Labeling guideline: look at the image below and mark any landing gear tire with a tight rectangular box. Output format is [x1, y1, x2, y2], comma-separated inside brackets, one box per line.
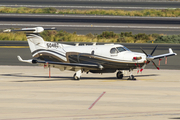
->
[128, 75, 136, 80]
[116, 71, 123, 79]
[73, 73, 80, 80]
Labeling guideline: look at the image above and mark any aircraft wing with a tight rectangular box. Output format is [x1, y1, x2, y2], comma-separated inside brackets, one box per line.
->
[153, 48, 177, 59]
[147, 48, 177, 61]
[17, 56, 103, 70]
[36, 60, 102, 69]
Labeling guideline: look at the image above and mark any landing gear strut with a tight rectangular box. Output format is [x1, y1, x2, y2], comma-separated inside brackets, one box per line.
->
[116, 71, 123, 79]
[73, 70, 82, 80]
[128, 70, 136, 80]
[128, 75, 136, 80]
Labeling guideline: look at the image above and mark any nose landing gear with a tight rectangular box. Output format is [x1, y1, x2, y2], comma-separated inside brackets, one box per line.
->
[73, 70, 82, 80]
[128, 75, 136, 80]
[128, 70, 136, 80]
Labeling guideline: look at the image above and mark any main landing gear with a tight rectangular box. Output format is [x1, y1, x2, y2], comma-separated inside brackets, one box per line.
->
[73, 70, 136, 80]
[116, 70, 136, 80]
[116, 71, 123, 79]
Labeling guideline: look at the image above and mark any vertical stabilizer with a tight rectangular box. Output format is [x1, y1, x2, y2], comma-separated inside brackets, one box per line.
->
[3, 27, 58, 57]
[27, 34, 46, 53]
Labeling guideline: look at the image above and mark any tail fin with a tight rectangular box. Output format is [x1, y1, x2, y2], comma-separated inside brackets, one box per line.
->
[3, 26, 56, 54]
[26, 34, 46, 53]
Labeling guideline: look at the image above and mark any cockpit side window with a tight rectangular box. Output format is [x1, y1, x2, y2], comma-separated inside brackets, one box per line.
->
[116, 47, 126, 52]
[110, 48, 118, 54]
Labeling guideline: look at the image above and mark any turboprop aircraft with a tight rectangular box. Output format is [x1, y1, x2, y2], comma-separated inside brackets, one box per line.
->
[4, 27, 177, 80]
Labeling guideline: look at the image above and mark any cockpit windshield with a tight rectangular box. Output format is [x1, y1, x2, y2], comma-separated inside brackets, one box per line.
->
[116, 47, 131, 52]
[116, 47, 126, 52]
[115, 47, 126, 52]
[110, 46, 131, 54]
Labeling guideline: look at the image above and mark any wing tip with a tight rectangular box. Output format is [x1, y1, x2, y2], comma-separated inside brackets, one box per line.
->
[169, 48, 177, 55]
[169, 48, 173, 54]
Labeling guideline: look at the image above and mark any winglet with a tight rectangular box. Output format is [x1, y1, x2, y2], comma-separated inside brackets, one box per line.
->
[17, 56, 23, 62]
[169, 48, 177, 55]
[169, 48, 173, 54]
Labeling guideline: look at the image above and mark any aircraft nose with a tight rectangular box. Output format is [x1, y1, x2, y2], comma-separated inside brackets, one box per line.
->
[141, 54, 147, 60]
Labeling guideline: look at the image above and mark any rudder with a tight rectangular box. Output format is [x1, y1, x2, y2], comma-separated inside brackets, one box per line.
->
[26, 34, 46, 53]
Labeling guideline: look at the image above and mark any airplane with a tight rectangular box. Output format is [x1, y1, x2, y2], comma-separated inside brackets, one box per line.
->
[4, 27, 177, 80]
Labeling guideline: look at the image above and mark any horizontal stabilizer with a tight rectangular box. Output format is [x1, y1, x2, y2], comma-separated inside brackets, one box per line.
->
[4, 27, 56, 33]
[17, 56, 34, 64]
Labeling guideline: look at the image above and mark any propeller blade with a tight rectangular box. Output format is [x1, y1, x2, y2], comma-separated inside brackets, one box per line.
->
[142, 64, 147, 69]
[139, 46, 160, 71]
[152, 61, 159, 70]
[140, 47, 148, 56]
[150, 45, 158, 55]
[141, 60, 151, 69]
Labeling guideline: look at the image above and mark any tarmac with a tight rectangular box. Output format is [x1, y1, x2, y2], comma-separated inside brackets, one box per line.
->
[0, 66, 180, 120]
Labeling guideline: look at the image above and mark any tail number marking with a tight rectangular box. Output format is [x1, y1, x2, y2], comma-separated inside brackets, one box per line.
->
[47, 43, 59, 49]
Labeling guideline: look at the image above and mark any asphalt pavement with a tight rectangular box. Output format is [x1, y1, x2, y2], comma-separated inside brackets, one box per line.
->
[0, 14, 180, 35]
[1, 0, 180, 10]
[1, 66, 180, 120]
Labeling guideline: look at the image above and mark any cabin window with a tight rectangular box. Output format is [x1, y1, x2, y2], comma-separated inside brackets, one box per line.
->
[116, 47, 126, 52]
[110, 48, 118, 54]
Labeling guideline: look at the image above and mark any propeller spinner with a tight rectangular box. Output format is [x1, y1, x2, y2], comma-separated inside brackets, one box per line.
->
[140, 45, 159, 70]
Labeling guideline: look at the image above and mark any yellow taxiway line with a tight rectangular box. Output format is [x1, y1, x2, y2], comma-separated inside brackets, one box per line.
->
[0, 46, 29, 48]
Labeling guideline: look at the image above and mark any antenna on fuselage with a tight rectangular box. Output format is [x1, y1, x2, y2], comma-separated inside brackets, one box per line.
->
[75, 43, 79, 46]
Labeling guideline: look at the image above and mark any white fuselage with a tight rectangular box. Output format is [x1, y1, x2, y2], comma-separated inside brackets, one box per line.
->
[42, 42, 147, 64]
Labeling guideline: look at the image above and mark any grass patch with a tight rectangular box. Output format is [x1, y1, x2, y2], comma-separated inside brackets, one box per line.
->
[1, 7, 180, 17]
[0, 32, 26, 41]
[1, 30, 180, 43]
